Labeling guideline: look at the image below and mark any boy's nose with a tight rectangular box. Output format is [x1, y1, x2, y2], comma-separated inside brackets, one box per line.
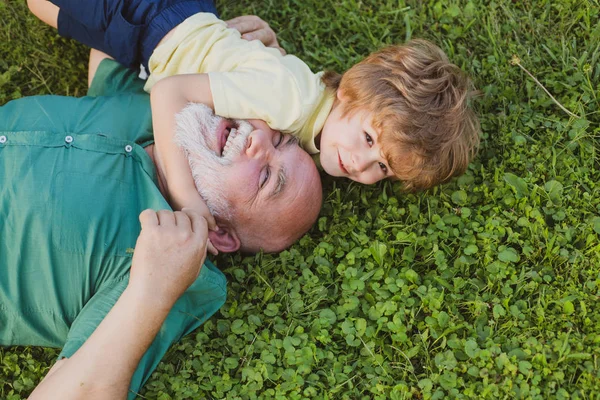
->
[245, 129, 273, 160]
[351, 153, 370, 173]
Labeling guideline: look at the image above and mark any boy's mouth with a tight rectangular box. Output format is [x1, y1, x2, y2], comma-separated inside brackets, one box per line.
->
[338, 151, 349, 175]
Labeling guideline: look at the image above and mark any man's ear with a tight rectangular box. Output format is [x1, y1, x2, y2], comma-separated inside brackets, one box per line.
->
[208, 226, 241, 253]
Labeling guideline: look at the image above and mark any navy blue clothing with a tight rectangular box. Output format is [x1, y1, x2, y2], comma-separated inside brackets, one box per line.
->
[52, 0, 218, 69]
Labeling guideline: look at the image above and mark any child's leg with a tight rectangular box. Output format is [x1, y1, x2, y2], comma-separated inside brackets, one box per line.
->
[28, 0, 219, 70]
[88, 49, 114, 88]
[27, 0, 59, 29]
[28, 0, 110, 63]
[28, 0, 143, 69]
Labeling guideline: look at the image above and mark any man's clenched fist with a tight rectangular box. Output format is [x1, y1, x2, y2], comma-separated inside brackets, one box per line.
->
[129, 208, 209, 309]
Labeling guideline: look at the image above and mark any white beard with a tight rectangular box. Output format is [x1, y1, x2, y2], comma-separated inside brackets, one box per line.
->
[174, 103, 253, 220]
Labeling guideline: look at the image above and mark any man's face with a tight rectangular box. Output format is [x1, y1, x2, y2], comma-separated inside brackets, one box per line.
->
[175, 104, 322, 253]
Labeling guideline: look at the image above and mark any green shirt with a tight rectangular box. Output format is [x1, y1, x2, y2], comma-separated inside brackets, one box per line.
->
[0, 60, 227, 398]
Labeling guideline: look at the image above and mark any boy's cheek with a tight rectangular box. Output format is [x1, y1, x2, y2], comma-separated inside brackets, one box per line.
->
[319, 151, 342, 177]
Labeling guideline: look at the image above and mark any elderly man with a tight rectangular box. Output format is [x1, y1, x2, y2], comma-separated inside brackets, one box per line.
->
[0, 50, 322, 399]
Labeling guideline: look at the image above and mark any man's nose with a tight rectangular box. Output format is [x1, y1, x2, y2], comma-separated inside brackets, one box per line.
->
[245, 129, 272, 160]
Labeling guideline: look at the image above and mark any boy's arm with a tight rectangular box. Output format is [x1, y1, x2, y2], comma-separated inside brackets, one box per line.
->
[150, 74, 218, 240]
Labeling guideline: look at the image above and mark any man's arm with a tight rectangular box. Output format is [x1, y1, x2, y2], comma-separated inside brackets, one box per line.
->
[29, 209, 209, 400]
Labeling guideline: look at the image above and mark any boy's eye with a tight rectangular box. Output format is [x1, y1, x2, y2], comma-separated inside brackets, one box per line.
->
[365, 132, 373, 146]
[379, 162, 388, 173]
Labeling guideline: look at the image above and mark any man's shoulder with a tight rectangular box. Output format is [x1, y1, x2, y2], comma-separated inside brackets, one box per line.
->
[88, 59, 147, 97]
[190, 259, 227, 294]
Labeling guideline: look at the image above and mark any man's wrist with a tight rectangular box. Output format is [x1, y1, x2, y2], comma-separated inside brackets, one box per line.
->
[123, 283, 179, 314]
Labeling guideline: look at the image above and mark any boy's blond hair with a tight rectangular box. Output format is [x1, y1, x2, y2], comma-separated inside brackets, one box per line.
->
[323, 39, 480, 191]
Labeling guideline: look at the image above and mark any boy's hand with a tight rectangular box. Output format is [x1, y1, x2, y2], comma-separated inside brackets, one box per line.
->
[129, 209, 209, 308]
[168, 188, 219, 256]
[226, 15, 286, 55]
[187, 197, 219, 256]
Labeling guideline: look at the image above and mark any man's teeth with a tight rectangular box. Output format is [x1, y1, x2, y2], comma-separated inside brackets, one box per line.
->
[222, 128, 237, 156]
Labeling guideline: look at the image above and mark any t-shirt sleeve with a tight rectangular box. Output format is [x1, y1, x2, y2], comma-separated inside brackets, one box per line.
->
[59, 278, 129, 360]
[88, 58, 147, 97]
[59, 262, 226, 400]
[208, 67, 304, 133]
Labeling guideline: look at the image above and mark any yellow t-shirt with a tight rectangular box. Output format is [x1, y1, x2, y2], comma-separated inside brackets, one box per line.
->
[145, 13, 334, 154]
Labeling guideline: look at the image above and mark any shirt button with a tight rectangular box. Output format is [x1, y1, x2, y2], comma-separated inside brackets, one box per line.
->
[65, 135, 74, 143]
[125, 144, 133, 153]
[0, 136, 6, 144]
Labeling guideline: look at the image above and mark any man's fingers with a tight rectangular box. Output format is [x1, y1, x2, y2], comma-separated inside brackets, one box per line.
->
[242, 29, 275, 46]
[139, 209, 159, 229]
[232, 20, 261, 33]
[156, 209, 176, 226]
[225, 15, 285, 54]
[226, 16, 264, 34]
[173, 210, 191, 230]
[224, 16, 246, 27]
[182, 208, 209, 235]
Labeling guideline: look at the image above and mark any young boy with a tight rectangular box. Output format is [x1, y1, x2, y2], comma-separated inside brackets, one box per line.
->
[29, 0, 480, 232]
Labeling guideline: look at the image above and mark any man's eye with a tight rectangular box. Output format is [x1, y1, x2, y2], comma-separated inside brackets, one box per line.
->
[379, 162, 388, 173]
[275, 133, 284, 147]
[261, 167, 271, 188]
[365, 132, 373, 146]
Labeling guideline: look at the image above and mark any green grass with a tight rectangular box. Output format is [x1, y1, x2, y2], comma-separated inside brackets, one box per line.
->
[2, 0, 600, 398]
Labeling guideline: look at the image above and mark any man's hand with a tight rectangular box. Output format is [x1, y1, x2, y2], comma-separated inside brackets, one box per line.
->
[129, 209, 209, 308]
[226, 15, 286, 55]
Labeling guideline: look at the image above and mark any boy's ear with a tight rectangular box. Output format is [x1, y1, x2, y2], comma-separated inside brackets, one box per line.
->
[336, 88, 346, 101]
[208, 225, 241, 253]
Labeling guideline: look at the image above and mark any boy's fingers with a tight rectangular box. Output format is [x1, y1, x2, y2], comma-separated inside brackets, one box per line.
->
[203, 212, 217, 232]
[207, 240, 219, 256]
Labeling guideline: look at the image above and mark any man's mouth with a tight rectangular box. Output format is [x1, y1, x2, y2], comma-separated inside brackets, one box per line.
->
[217, 120, 237, 157]
[338, 151, 349, 175]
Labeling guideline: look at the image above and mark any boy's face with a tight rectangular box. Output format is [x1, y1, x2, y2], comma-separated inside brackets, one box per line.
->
[319, 94, 393, 184]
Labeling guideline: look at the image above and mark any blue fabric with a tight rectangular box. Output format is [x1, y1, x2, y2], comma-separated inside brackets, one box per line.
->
[52, 0, 218, 69]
